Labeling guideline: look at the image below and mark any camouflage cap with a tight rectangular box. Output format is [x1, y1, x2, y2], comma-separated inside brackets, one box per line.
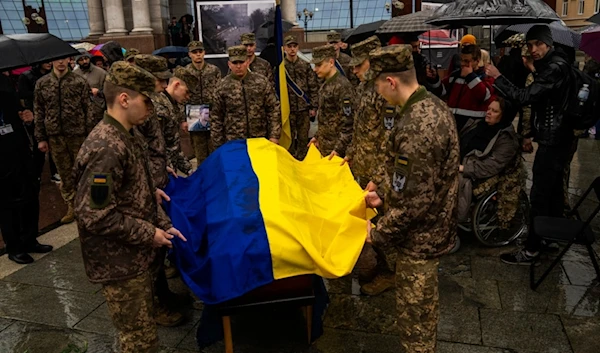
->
[106, 61, 156, 99]
[125, 48, 140, 59]
[364, 44, 414, 81]
[241, 33, 256, 45]
[349, 36, 382, 67]
[327, 31, 342, 43]
[188, 41, 204, 51]
[133, 54, 173, 80]
[311, 44, 337, 64]
[285, 35, 299, 45]
[228, 45, 248, 62]
[173, 66, 199, 89]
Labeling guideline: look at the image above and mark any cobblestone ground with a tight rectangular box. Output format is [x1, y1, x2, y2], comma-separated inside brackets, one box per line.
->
[0, 138, 599, 353]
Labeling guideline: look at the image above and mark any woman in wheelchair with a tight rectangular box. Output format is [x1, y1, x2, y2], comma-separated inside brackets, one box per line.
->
[456, 96, 530, 249]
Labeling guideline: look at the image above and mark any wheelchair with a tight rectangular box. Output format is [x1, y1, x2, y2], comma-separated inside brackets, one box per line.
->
[458, 188, 530, 247]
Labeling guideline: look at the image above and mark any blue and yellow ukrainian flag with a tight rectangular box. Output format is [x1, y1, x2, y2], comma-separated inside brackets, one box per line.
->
[275, 0, 292, 150]
[164, 139, 375, 304]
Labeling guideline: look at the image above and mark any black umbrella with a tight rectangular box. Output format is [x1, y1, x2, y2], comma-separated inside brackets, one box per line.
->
[426, 0, 560, 27]
[494, 21, 581, 48]
[588, 12, 600, 25]
[343, 20, 388, 44]
[0, 33, 80, 72]
[152, 46, 189, 58]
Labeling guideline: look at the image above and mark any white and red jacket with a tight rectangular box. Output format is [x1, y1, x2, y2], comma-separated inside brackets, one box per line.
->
[442, 70, 495, 130]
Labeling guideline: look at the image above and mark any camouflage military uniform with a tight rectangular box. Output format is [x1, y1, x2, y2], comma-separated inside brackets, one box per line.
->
[185, 41, 222, 165]
[34, 70, 92, 208]
[367, 45, 460, 353]
[154, 92, 192, 174]
[211, 46, 281, 149]
[327, 32, 359, 86]
[241, 33, 274, 83]
[284, 35, 319, 159]
[74, 63, 172, 353]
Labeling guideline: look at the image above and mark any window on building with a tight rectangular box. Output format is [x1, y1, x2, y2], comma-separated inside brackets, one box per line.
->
[579, 0, 585, 14]
[562, 0, 569, 16]
[595, 0, 599, 13]
[296, 0, 390, 31]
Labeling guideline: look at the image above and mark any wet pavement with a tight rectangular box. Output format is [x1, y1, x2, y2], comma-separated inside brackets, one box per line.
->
[0, 138, 599, 353]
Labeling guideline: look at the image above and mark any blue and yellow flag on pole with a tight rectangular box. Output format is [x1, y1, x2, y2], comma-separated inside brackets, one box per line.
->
[275, 0, 292, 150]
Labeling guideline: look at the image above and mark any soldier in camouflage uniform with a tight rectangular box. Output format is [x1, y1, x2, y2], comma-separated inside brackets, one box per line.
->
[184, 41, 222, 165]
[241, 33, 274, 83]
[327, 31, 359, 86]
[364, 45, 459, 353]
[309, 44, 355, 157]
[211, 45, 281, 149]
[343, 36, 398, 296]
[74, 62, 187, 353]
[283, 35, 319, 159]
[34, 57, 93, 224]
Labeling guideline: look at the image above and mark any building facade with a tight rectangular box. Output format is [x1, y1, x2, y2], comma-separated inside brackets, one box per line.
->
[556, 0, 599, 28]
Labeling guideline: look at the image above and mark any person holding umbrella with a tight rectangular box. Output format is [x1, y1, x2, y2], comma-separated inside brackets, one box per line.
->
[485, 25, 573, 266]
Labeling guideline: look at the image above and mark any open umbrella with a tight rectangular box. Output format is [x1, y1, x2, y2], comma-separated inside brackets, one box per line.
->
[343, 20, 388, 44]
[580, 26, 600, 62]
[495, 21, 581, 48]
[0, 33, 80, 71]
[419, 30, 459, 46]
[588, 12, 600, 26]
[427, 0, 560, 27]
[153, 46, 189, 58]
[71, 42, 96, 51]
[377, 10, 436, 34]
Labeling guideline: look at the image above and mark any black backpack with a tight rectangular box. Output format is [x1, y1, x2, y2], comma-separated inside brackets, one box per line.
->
[554, 58, 600, 130]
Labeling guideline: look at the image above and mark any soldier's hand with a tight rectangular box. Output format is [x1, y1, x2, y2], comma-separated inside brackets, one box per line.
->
[166, 166, 178, 178]
[365, 191, 382, 208]
[364, 181, 377, 192]
[307, 137, 319, 148]
[269, 138, 279, 145]
[340, 156, 350, 166]
[167, 227, 187, 242]
[181, 122, 188, 131]
[153, 228, 174, 248]
[327, 151, 339, 160]
[485, 63, 501, 79]
[91, 88, 99, 96]
[156, 188, 171, 205]
[366, 221, 373, 244]
[19, 109, 34, 123]
[459, 165, 464, 173]
[309, 109, 316, 117]
[38, 141, 49, 153]
[522, 138, 533, 153]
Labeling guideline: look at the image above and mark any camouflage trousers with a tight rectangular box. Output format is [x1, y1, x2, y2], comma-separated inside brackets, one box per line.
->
[288, 110, 311, 160]
[48, 135, 86, 205]
[190, 131, 212, 167]
[395, 256, 439, 353]
[102, 272, 159, 353]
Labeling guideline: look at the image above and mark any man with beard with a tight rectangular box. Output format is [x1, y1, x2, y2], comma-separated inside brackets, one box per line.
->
[74, 49, 108, 125]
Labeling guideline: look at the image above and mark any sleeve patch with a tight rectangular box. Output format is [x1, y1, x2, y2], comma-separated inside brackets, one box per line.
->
[90, 173, 112, 209]
[393, 156, 410, 192]
[343, 97, 352, 117]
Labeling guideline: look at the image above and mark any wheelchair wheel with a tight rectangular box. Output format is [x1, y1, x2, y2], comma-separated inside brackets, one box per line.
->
[471, 189, 529, 247]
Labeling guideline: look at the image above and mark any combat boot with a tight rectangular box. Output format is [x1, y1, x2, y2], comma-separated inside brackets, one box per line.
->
[154, 304, 184, 327]
[60, 204, 75, 224]
[360, 273, 394, 296]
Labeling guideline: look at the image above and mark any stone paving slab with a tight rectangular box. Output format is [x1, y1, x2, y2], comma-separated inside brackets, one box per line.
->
[0, 318, 13, 332]
[439, 277, 501, 310]
[437, 341, 515, 353]
[437, 304, 481, 345]
[561, 315, 600, 353]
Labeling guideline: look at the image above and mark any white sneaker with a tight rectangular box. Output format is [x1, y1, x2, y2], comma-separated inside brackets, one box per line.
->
[51, 174, 61, 183]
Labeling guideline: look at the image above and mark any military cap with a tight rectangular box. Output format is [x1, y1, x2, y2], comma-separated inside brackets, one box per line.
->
[327, 31, 342, 43]
[311, 44, 337, 64]
[241, 33, 256, 45]
[349, 36, 381, 67]
[364, 44, 414, 81]
[188, 41, 204, 51]
[228, 45, 248, 62]
[285, 35, 299, 45]
[106, 61, 156, 99]
[173, 66, 199, 89]
[133, 54, 172, 80]
[125, 48, 140, 59]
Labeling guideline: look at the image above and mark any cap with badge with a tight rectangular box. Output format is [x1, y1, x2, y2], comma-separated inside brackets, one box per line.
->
[133, 54, 172, 80]
[311, 44, 337, 64]
[349, 36, 381, 67]
[364, 44, 414, 81]
[106, 61, 157, 99]
[188, 41, 205, 52]
[327, 31, 342, 44]
[285, 35, 299, 46]
[173, 66, 199, 89]
[241, 33, 256, 45]
[228, 45, 248, 62]
[125, 48, 140, 60]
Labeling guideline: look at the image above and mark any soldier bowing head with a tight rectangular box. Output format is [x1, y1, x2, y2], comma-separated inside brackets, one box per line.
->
[350, 36, 381, 82]
[169, 67, 196, 104]
[132, 54, 172, 92]
[311, 44, 338, 80]
[227, 45, 250, 78]
[366, 45, 418, 106]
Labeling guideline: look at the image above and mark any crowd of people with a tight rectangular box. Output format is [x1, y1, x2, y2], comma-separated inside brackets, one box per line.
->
[0, 23, 599, 353]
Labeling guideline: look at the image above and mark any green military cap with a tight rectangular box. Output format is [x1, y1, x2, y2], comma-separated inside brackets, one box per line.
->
[125, 48, 140, 59]
[311, 44, 337, 64]
[364, 44, 414, 81]
[349, 36, 382, 67]
[173, 66, 199, 88]
[241, 33, 256, 45]
[188, 41, 204, 51]
[284, 35, 298, 45]
[133, 54, 172, 80]
[106, 61, 156, 99]
[327, 31, 342, 44]
[228, 45, 248, 62]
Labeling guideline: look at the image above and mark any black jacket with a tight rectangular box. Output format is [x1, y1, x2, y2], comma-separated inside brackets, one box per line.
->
[17, 67, 48, 110]
[493, 49, 572, 146]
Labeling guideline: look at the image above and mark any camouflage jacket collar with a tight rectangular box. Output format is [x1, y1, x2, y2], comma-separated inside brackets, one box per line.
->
[398, 86, 427, 117]
[325, 70, 340, 84]
[103, 112, 134, 138]
[51, 69, 71, 81]
[231, 72, 249, 81]
[190, 62, 205, 72]
[163, 91, 177, 105]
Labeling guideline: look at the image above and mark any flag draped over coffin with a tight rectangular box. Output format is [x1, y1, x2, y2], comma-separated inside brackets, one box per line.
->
[164, 139, 375, 304]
